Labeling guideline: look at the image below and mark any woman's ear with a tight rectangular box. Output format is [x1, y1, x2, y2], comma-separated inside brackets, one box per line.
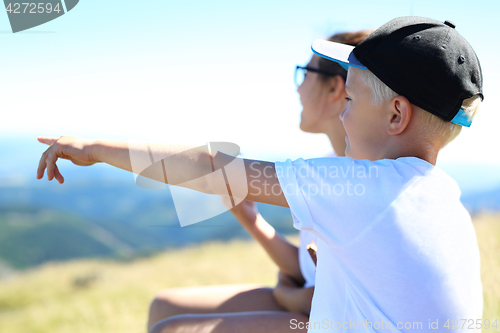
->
[327, 75, 346, 103]
[387, 95, 412, 136]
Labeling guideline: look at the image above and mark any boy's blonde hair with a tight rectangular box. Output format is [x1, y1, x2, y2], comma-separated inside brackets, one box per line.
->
[359, 69, 481, 147]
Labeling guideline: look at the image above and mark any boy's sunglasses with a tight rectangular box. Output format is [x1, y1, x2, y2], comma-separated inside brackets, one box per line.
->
[294, 65, 338, 87]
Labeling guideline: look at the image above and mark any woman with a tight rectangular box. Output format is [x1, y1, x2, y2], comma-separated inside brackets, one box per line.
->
[148, 30, 372, 333]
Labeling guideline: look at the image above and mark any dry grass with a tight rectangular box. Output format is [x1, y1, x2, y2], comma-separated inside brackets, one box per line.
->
[0, 239, 282, 333]
[473, 214, 500, 321]
[0, 215, 499, 333]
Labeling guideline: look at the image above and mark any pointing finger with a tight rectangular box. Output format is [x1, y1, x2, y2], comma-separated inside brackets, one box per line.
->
[37, 137, 58, 146]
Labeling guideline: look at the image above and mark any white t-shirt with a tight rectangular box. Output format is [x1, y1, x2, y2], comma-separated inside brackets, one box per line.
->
[276, 156, 482, 332]
[299, 151, 337, 288]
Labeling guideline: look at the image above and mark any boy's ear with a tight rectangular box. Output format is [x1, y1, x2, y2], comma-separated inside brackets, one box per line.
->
[387, 95, 412, 136]
[327, 75, 346, 102]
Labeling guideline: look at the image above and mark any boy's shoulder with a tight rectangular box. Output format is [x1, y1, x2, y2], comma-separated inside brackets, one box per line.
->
[280, 155, 435, 176]
[277, 155, 469, 250]
[276, 156, 459, 199]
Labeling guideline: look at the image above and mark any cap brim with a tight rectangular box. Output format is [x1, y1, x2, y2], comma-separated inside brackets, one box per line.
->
[312, 39, 367, 71]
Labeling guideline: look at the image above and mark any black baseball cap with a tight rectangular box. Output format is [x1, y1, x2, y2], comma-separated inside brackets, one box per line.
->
[311, 16, 483, 127]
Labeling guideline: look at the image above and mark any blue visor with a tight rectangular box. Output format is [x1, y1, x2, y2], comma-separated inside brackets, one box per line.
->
[311, 39, 367, 71]
[451, 108, 472, 127]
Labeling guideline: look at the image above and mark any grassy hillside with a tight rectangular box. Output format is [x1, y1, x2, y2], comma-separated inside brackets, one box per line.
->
[0, 215, 499, 333]
[0, 207, 132, 269]
[0, 237, 282, 333]
[475, 214, 500, 320]
[0, 198, 295, 270]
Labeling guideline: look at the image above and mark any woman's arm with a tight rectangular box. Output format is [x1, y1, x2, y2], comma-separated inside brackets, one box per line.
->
[36, 136, 288, 207]
[229, 201, 305, 285]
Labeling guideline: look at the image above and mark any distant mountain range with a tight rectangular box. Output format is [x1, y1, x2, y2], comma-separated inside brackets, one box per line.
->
[2, 172, 498, 271]
[0, 171, 295, 270]
[1, 136, 499, 271]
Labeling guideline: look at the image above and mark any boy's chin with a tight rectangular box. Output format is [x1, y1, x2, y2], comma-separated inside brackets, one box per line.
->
[344, 148, 356, 160]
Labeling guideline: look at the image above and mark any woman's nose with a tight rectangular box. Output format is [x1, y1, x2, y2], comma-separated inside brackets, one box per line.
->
[296, 79, 304, 93]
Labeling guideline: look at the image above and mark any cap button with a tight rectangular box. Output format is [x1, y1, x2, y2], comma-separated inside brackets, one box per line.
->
[444, 20, 456, 29]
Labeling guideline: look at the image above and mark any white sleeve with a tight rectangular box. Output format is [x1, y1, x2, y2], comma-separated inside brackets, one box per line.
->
[275, 157, 419, 247]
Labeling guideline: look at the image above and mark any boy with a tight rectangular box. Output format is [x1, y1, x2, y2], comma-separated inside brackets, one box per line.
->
[37, 16, 483, 332]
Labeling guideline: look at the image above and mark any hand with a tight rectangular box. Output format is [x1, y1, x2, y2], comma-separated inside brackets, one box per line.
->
[273, 270, 313, 315]
[36, 136, 98, 184]
[276, 270, 299, 288]
[273, 271, 297, 311]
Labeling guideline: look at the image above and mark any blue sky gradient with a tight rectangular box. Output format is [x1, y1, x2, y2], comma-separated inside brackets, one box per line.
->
[1, 0, 499, 190]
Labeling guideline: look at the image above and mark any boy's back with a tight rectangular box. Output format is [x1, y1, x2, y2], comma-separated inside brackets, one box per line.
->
[277, 156, 482, 331]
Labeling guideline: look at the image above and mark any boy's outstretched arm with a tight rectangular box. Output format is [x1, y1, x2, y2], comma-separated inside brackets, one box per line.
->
[36, 136, 288, 207]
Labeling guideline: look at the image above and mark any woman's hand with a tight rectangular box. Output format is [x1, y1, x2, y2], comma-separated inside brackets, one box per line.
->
[276, 270, 299, 288]
[36, 136, 98, 184]
[273, 271, 314, 316]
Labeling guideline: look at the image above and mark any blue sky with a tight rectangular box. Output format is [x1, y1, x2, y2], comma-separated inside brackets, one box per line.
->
[1, 0, 499, 189]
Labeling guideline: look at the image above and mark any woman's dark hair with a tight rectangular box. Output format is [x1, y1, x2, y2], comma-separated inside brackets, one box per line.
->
[317, 30, 374, 82]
